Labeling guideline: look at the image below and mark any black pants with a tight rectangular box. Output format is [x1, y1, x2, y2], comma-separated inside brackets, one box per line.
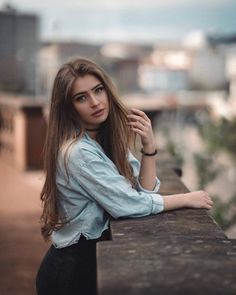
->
[36, 236, 97, 295]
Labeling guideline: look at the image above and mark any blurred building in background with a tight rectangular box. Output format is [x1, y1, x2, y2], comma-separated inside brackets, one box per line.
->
[0, 6, 39, 95]
[138, 32, 231, 94]
[226, 49, 236, 98]
[184, 32, 227, 90]
[39, 41, 152, 97]
[138, 44, 191, 92]
[37, 31, 236, 98]
[225, 49, 236, 117]
[39, 41, 101, 97]
[100, 42, 152, 94]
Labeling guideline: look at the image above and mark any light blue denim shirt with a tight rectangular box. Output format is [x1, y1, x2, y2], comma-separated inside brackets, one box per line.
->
[52, 132, 164, 248]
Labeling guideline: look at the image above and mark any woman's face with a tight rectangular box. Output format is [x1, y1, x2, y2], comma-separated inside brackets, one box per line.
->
[71, 74, 109, 129]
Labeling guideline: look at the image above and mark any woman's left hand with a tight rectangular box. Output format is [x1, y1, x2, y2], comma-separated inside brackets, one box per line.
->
[127, 108, 156, 151]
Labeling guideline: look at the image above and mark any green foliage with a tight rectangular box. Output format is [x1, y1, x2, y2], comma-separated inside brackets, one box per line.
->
[196, 115, 236, 231]
[193, 153, 220, 188]
[162, 127, 184, 167]
[198, 117, 236, 159]
[166, 140, 184, 167]
[212, 194, 236, 230]
[161, 115, 236, 232]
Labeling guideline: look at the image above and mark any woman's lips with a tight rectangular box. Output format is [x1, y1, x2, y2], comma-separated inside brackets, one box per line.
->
[91, 109, 105, 117]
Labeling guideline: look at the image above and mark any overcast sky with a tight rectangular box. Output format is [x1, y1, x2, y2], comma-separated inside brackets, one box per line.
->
[1, 0, 236, 43]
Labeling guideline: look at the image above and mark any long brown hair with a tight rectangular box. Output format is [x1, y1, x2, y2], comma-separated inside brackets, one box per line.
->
[40, 57, 135, 242]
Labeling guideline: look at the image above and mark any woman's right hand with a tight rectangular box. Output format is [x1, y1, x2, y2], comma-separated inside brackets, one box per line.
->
[184, 190, 213, 210]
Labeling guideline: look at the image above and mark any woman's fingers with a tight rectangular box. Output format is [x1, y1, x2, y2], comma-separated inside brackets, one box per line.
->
[127, 108, 156, 147]
[204, 194, 213, 204]
[127, 114, 149, 126]
[127, 121, 148, 131]
[130, 108, 150, 121]
[201, 191, 213, 207]
[208, 200, 214, 206]
[203, 192, 213, 208]
[188, 190, 214, 210]
[130, 127, 146, 137]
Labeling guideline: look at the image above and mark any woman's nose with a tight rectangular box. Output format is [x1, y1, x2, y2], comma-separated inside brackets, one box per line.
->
[90, 94, 99, 107]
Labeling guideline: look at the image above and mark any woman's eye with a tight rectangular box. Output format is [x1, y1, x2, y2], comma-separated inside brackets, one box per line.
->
[75, 95, 86, 102]
[95, 86, 104, 94]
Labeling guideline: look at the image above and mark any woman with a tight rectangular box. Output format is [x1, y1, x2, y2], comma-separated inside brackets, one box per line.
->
[36, 58, 213, 295]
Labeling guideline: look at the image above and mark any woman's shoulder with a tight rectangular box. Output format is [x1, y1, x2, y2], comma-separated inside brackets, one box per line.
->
[57, 137, 103, 172]
[67, 133, 104, 163]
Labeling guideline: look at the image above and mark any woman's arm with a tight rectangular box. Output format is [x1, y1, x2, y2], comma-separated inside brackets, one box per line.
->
[139, 147, 157, 190]
[127, 109, 213, 211]
[163, 190, 213, 211]
[127, 108, 158, 190]
[69, 146, 213, 220]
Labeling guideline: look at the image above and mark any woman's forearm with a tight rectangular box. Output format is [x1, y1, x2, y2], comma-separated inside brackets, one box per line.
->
[127, 108, 158, 191]
[162, 191, 213, 211]
[138, 144, 157, 190]
[162, 194, 187, 211]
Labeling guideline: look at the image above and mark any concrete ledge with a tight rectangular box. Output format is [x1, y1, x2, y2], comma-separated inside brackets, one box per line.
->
[97, 152, 236, 294]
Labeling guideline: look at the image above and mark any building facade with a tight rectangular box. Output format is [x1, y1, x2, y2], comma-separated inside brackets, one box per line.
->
[0, 8, 39, 94]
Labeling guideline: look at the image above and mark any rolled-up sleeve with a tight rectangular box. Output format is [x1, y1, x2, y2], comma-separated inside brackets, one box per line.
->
[136, 177, 161, 193]
[69, 148, 164, 219]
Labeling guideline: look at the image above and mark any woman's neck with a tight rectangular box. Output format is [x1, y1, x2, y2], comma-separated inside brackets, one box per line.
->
[86, 130, 97, 140]
[85, 124, 103, 142]
[85, 126, 101, 132]
[85, 126, 101, 141]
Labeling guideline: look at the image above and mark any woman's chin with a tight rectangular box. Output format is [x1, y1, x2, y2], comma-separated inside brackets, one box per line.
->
[90, 115, 108, 126]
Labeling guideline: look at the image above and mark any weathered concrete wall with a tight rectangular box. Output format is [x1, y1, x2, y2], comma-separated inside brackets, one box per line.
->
[97, 152, 236, 295]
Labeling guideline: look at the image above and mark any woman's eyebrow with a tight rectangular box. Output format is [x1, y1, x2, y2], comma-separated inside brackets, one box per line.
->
[72, 83, 103, 99]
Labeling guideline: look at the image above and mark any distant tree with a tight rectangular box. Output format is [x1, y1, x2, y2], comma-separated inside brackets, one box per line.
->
[196, 116, 236, 231]
[193, 153, 220, 188]
[160, 113, 236, 232]
[212, 193, 236, 231]
[198, 117, 236, 158]
[162, 127, 184, 168]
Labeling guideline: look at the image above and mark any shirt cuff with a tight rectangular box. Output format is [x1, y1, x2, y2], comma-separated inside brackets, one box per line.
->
[136, 177, 161, 193]
[151, 194, 164, 214]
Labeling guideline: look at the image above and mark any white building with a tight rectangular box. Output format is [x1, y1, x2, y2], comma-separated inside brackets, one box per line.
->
[100, 42, 152, 93]
[138, 46, 191, 92]
[226, 50, 236, 97]
[189, 48, 226, 90]
[225, 49, 236, 117]
[183, 31, 227, 90]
